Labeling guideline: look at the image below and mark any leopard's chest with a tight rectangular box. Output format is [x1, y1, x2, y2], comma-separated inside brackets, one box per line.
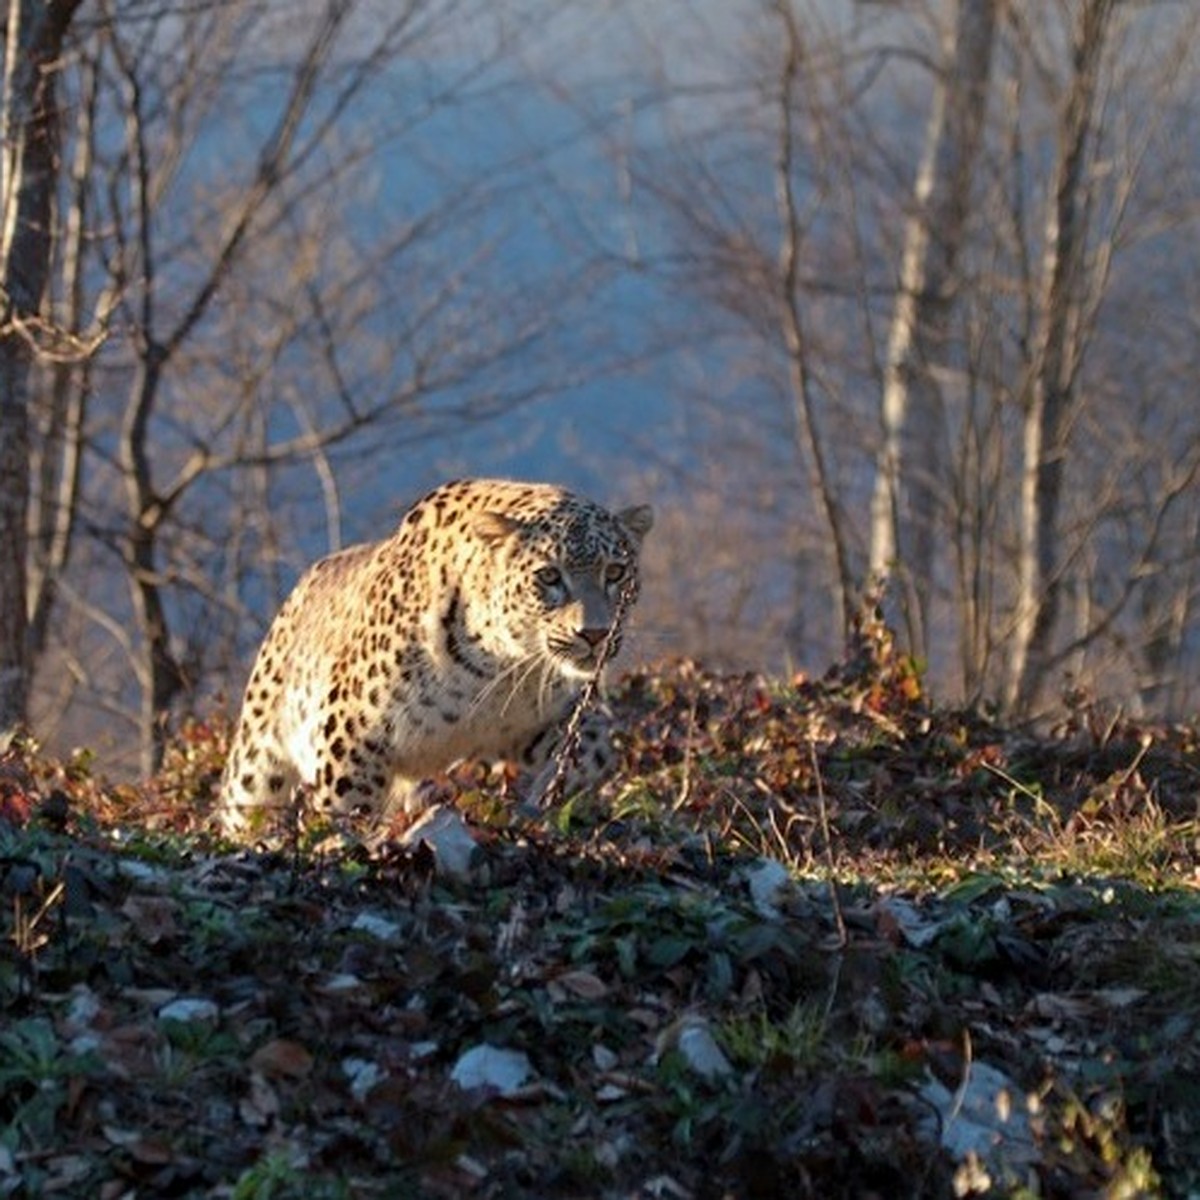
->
[398, 655, 573, 763]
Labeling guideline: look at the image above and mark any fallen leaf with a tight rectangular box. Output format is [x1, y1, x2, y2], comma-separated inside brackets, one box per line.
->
[918, 1061, 1036, 1174]
[343, 1057, 385, 1102]
[41, 1156, 92, 1189]
[741, 858, 793, 919]
[96, 1024, 160, 1078]
[592, 1043, 618, 1071]
[238, 1071, 280, 1128]
[1095, 987, 1146, 1009]
[1026, 993, 1091, 1022]
[250, 1038, 314, 1079]
[400, 804, 479, 880]
[157, 997, 219, 1024]
[351, 911, 402, 941]
[450, 1044, 533, 1096]
[120, 895, 179, 944]
[554, 969, 609, 1000]
[655, 1017, 734, 1081]
[103, 1126, 173, 1165]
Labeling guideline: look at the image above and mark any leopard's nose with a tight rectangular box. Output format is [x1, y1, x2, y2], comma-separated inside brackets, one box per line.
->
[578, 627, 609, 649]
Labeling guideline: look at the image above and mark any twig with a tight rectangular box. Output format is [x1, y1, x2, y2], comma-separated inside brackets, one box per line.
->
[1115, 731, 1154, 790]
[539, 576, 638, 810]
[981, 760, 1055, 818]
[671, 694, 700, 813]
[809, 741, 847, 948]
[946, 1027, 975, 1132]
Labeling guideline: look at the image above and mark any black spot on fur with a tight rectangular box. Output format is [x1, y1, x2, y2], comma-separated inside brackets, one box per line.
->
[441, 586, 489, 679]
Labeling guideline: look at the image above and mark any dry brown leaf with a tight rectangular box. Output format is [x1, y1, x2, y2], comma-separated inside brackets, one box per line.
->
[103, 1126, 174, 1165]
[98, 1024, 161, 1079]
[553, 969, 609, 1000]
[250, 1037, 315, 1079]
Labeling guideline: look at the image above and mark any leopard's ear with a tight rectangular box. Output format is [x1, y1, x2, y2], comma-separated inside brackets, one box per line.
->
[617, 505, 654, 546]
[476, 511, 524, 546]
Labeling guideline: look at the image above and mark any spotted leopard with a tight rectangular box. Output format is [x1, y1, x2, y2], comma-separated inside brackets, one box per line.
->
[218, 478, 652, 836]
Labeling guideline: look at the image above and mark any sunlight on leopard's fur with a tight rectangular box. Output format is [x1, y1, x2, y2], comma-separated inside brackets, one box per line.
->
[218, 478, 653, 836]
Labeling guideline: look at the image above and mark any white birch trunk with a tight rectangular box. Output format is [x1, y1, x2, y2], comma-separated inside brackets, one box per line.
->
[1007, 0, 1116, 713]
[868, 0, 997, 658]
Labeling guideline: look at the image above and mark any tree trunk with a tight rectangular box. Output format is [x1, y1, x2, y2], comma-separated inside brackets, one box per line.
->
[106, 0, 354, 773]
[0, 349, 30, 734]
[773, 0, 857, 641]
[120, 351, 186, 777]
[0, 0, 84, 731]
[867, 0, 997, 660]
[1007, 0, 1116, 713]
[28, 54, 97, 661]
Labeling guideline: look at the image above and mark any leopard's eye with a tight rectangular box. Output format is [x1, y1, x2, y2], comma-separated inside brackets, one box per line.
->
[604, 562, 627, 585]
[536, 566, 564, 588]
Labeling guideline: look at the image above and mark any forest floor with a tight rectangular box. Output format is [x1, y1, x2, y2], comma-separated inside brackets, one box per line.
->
[2, 631, 1199, 1199]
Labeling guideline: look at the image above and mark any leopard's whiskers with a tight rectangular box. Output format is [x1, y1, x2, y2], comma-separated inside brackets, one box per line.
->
[538, 575, 637, 810]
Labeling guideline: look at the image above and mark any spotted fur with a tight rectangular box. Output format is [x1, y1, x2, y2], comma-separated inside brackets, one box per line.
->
[218, 478, 653, 836]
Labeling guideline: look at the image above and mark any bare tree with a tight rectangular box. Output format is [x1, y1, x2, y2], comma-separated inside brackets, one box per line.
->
[0, 0, 86, 733]
[617, 2, 886, 659]
[616, 0, 1200, 714]
[893, 0, 1200, 713]
[27, 48, 100, 664]
[104, 0, 382, 770]
[22, 0, 611, 772]
[867, 0, 998, 661]
[15, 0, 1200, 752]
[1004, 0, 1116, 710]
[772, 0, 860, 640]
[1003, 0, 1190, 710]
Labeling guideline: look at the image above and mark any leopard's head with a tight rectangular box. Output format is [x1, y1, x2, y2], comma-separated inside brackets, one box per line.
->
[475, 487, 653, 678]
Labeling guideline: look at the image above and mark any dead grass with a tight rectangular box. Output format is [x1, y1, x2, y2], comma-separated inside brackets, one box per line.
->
[2, 650, 1198, 1198]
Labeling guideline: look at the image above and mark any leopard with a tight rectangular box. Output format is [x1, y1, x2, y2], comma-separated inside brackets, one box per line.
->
[217, 478, 653, 838]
